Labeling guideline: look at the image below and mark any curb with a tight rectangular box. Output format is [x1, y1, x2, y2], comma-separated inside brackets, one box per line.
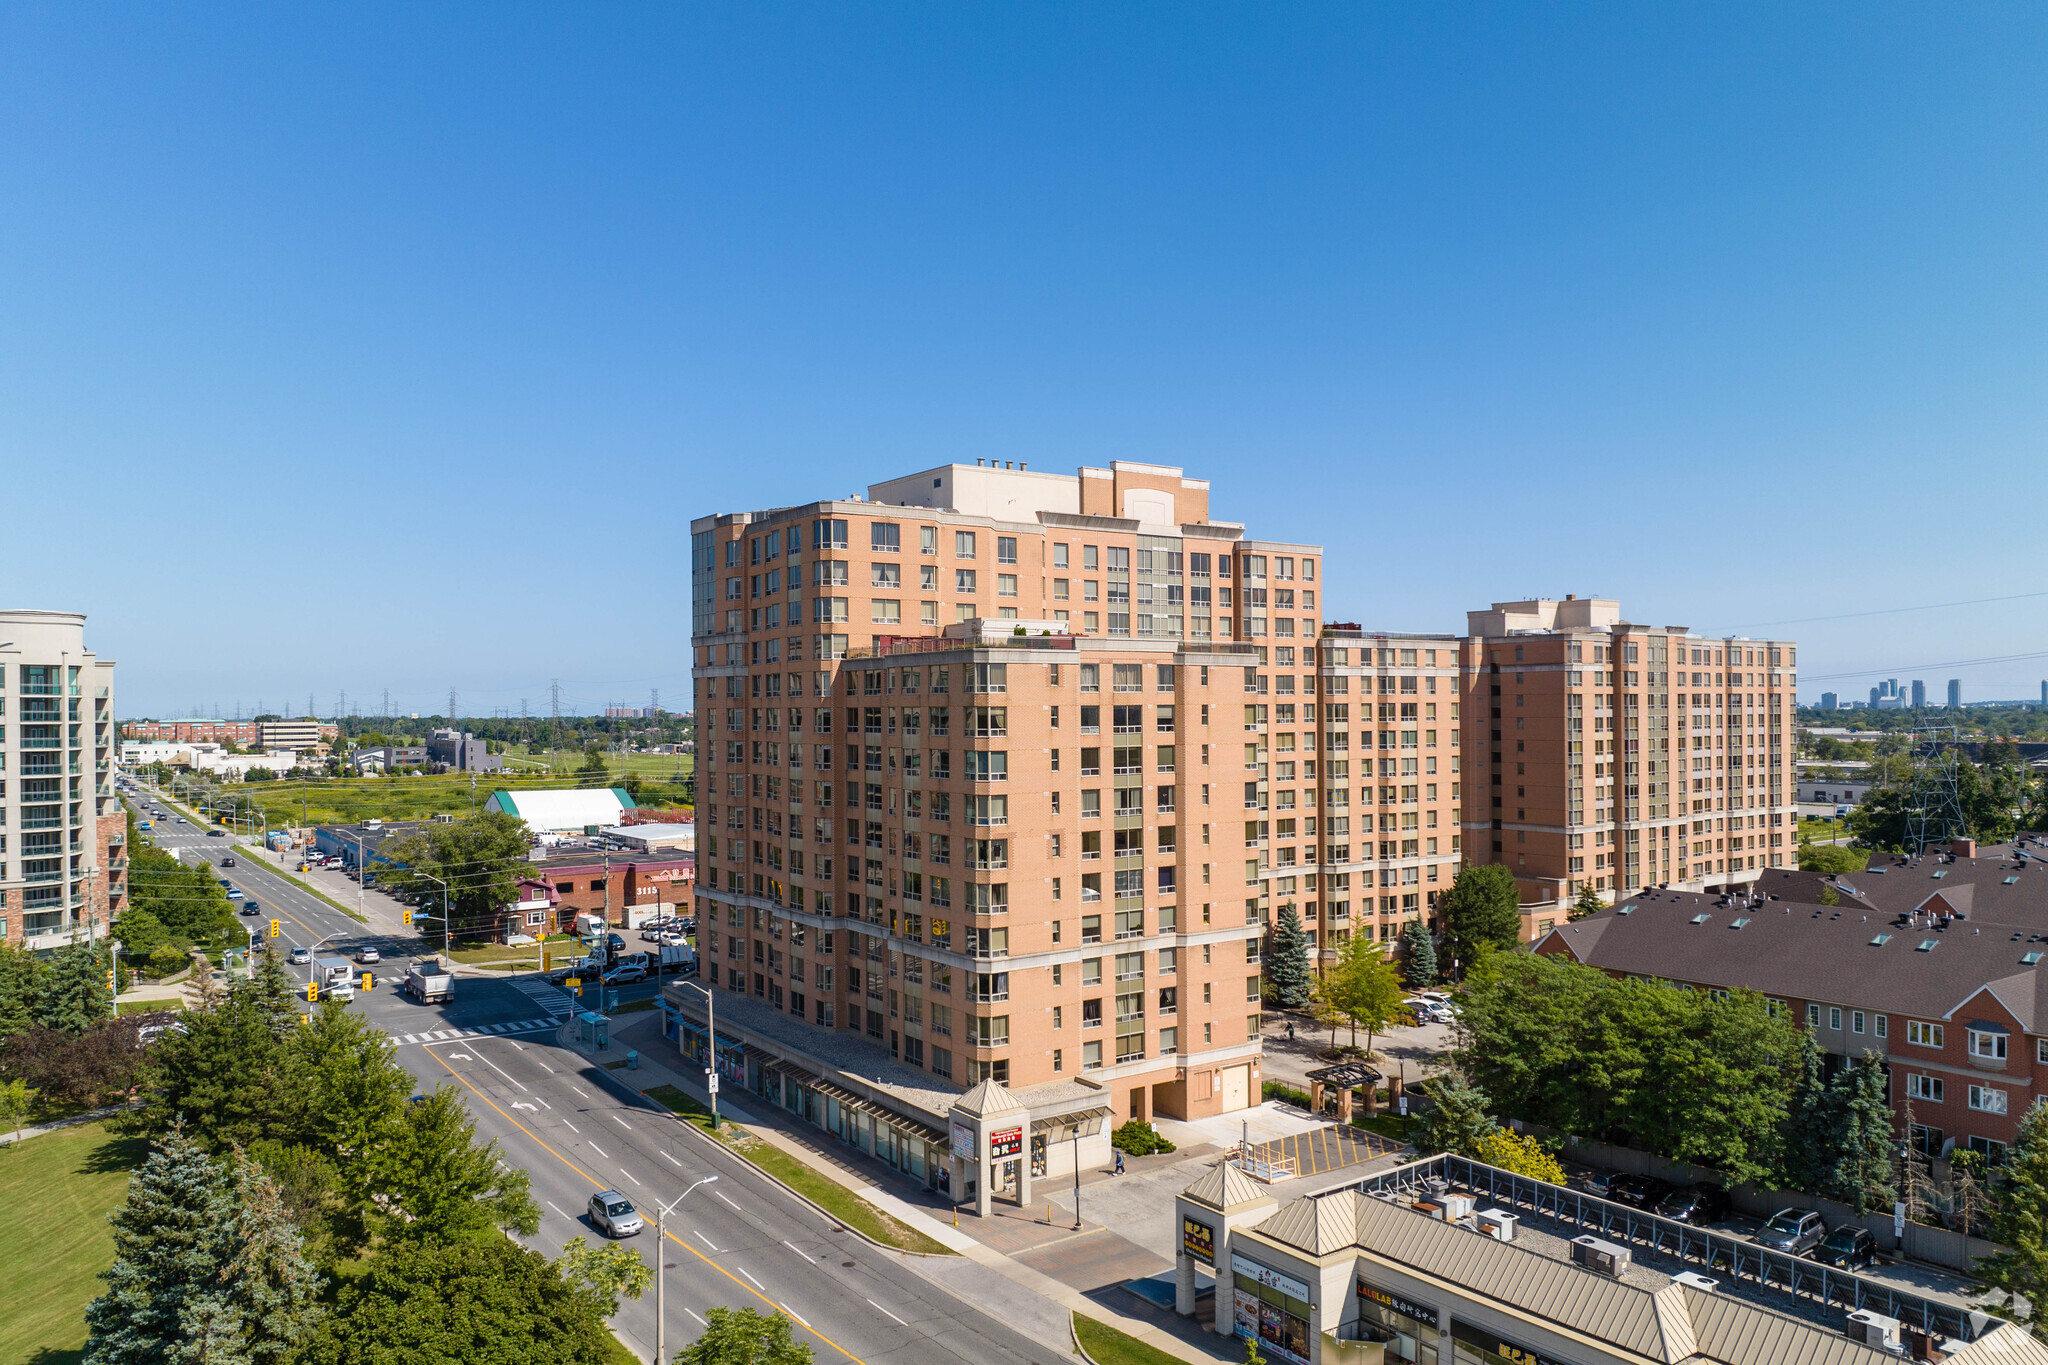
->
[1070, 1313, 1100, 1365]
[571, 1044, 957, 1259]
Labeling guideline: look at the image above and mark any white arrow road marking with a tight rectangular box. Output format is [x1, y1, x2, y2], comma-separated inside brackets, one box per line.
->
[869, 1300, 907, 1326]
[694, 1230, 719, 1251]
[737, 1267, 766, 1292]
[448, 1054, 473, 1060]
[512, 1102, 538, 1112]
[782, 1241, 814, 1264]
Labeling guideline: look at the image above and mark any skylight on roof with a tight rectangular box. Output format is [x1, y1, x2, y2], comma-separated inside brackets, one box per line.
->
[1731, 917, 1750, 929]
[1691, 913, 1711, 925]
[1616, 905, 1634, 916]
[2005, 876, 2021, 885]
[1932, 870, 1948, 879]
[1870, 934, 1892, 946]
[1917, 939, 1939, 952]
[2024, 952, 2044, 966]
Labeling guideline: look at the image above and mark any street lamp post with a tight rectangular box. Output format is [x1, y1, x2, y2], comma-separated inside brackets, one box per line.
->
[412, 871, 452, 957]
[654, 1175, 718, 1365]
[676, 979, 720, 1129]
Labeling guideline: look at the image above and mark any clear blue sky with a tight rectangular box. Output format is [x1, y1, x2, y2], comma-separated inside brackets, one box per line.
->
[7, 5, 2047, 716]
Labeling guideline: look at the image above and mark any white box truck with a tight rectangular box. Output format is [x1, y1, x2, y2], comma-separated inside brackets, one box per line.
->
[318, 958, 356, 1001]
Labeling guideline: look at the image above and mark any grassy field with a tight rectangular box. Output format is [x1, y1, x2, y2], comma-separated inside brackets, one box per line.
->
[169, 759, 693, 830]
[511, 750, 696, 782]
[1071, 1315, 1186, 1365]
[641, 1085, 952, 1256]
[0, 1122, 148, 1365]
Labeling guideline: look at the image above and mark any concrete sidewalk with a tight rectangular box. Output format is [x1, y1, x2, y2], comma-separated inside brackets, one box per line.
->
[560, 1009, 1237, 1365]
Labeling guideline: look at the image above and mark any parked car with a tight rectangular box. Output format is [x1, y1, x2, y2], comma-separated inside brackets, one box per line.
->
[1608, 1175, 1674, 1210]
[1577, 1171, 1623, 1199]
[1754, 1209, 1828, 1256]
[1813, 1225, 1876, 1269]
[602, 963, 649, 986]
[1654, 1184, 1731, 1226]
[605, 933, 627, 954]
[356, 946, 381, 964]
[289, 946, 311, 964]
[587, 1190, 643, 1238]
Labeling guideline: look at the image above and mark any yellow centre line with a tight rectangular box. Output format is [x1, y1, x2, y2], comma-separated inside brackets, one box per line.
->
[424, 1047, 871, 1365]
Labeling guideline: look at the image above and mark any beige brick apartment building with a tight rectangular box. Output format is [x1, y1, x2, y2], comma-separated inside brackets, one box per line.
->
[1456, 596, 1799, 933]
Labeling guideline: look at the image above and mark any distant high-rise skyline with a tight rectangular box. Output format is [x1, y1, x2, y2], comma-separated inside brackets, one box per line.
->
[1910, 679, 1926, 708]
[1949, 678, 1963, 709]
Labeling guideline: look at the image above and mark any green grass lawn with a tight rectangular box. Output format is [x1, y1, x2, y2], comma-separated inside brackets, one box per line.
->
[0, 1122, 148, 1365]
[640, 1085, 952, 1256]
[1072, 1314, 1185, 1365]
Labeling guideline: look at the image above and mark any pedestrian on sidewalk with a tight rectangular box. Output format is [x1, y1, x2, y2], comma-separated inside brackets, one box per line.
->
[1286, 1021, 1296, 1042]
[1114, 1149, 1125, 1176]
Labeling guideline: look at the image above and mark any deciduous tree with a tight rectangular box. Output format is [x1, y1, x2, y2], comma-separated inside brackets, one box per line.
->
[557, 1236, 652, 1319]
[1473, 1129, 1565, 1183]
[678, 1307, 814, 1365]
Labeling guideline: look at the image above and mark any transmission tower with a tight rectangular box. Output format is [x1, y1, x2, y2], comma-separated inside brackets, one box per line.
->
[550, 679, 562, 720]
[1904, 724, 1970, 854]
[650, 687, 660, 716]
[448, 687, 458, 723]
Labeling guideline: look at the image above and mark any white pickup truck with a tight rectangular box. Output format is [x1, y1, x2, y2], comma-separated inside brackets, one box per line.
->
[404, 957, 453, 1004]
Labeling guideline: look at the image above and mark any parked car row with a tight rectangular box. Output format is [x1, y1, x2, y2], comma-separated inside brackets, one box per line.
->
[1571, 1169, 1879, 1268]
[1403, 991, 1457, 1024]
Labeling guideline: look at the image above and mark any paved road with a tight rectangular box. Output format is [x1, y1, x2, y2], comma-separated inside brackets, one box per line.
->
[123, 781, 1067, 1365]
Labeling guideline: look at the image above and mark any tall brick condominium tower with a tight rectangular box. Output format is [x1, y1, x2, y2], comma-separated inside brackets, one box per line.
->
[682, 462, 1325, 1201]
[1458, 597, 1797, 932]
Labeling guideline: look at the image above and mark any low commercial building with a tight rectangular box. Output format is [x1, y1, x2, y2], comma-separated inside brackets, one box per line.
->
[351, 745, 427, 773]
[1173, 1154, 2038, 1365]
[1537, 841, 2048, 1160]
[122, 718, 259, 744]
[255, 718, 337, 749]
[426, 728, 501, 772]
[312, 820, 427, 871]
[599, 822, 696, 853]
[483, 786, 637, 834]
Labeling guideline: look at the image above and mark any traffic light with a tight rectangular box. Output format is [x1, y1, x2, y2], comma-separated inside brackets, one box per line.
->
[360, 972, 373, 992]
[306, 981, 318, 1002]
[106, 969, 117, 992]
[402, 910, 412, 926]
[268, 918, 281, 939]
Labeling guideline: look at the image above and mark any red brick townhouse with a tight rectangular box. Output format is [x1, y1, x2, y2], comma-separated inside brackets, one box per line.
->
[1537, 841, 2048, 1163]
[513, 849, 695, 934]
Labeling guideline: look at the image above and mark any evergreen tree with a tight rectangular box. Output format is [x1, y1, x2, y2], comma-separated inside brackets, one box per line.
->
[245, 947, 304, 1037]
[1826, 1051, 1898, 1213]
[1976, 1098, 2048, 1342]
[128, 975, 308, 1151]
[1569, 885, 1605, 921]
[1779, 1030, 1840, 1194]
[1263, 905, 1312, 1010]
[83, 1130, 237, 1365]
[1415, 1074, 1498, 1158]
[1439, 865, 1522, 975]
[1896, 1096, 1940, 1228]
[38, 940, 113, 1034]
[0, 942, 46, 1040]
[1398, 919, 1437, 988]
[370, 1088, 539, 1242]
[222, 1151, 325, 1365]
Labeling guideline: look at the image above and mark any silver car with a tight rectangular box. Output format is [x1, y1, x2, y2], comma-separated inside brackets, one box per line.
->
[1754, 1208, 1826, 1255]
[588, 1190, 643, 1238]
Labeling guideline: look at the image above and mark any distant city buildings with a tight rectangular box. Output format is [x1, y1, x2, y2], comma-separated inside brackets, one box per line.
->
[1949, 677, 1963, 709]
[425, 727, 501, 773]
[1910, 678, 1926, 708]
[1818, 690, 1839, 709]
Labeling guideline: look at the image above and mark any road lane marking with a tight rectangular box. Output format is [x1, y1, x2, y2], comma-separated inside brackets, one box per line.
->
[694, 1230, 719, 1251]
[779, 1304, 810, 1328]
[565, 1122, 580, 1133]
[662, 1151, 683, 1167]
[547, 1201, 572, 1219]
[611, 1115, 632, 1129]
[868, 1301, 907, 1326]
[589, 1141, 609, 1158]
[718, 1191, 743, 1212]
[619, 1169, 642, 1186]
[782, 1241, 814, 1263]
[684, 1308, 707, 1326]
[738, 1267, 766, 1291]
[571, 1085, 590, 1098]
[420, 1049, 868, 1365]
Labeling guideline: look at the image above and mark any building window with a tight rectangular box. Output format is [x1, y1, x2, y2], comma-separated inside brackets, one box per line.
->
[1907, 1020, 1943, 1048]
[1969, 1029, 2009, 1062]
[1968, 1084, 2008, 1115]
[1906, 1074, 1943, 1103]
[1851, 1010, 1865, 1035]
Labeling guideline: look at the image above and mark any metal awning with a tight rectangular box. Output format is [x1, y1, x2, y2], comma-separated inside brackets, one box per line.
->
[808, 1079, 947, 1144]
[1031, 1105, 1113, 1136]
[1305, 1061, 1382, 1088]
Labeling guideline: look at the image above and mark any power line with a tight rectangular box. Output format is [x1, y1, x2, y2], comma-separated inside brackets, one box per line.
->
[1802, 648, 2048, 684]
[1711, 589, 2048, 634]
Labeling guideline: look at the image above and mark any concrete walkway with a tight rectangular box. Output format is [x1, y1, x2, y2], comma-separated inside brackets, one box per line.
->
[0, 1103, 127, 1147]
[561, 1009, 1239, 1365]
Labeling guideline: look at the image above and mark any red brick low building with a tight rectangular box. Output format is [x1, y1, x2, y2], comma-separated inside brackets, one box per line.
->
[1537, 842, 2048, 1163]
[510, 850, 695, 934]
